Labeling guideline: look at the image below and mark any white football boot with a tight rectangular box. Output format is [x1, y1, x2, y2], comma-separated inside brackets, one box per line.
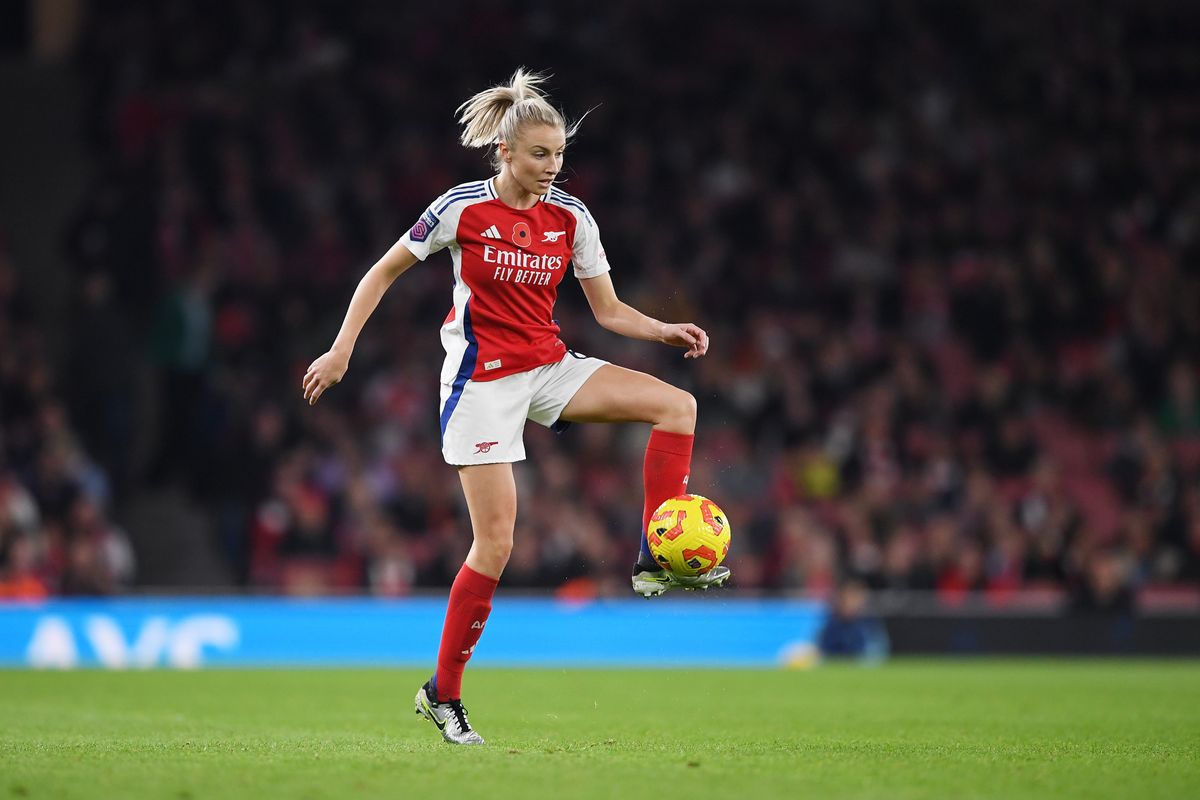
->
[414, 680, 485, 745]
[632, 565, 731, 597]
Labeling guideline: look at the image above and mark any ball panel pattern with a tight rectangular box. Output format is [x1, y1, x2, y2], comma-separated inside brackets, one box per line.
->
[645, 494, 732, 577]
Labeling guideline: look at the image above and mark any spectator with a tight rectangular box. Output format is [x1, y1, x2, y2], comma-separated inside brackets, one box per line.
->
[817, 580, 890, 662]
[1071, 548, 1135, 615]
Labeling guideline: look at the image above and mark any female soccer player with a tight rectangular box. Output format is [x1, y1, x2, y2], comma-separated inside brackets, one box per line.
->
[302, 69, 726, 745]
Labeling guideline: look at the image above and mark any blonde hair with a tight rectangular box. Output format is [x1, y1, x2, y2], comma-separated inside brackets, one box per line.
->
[457, 68, 581, 170]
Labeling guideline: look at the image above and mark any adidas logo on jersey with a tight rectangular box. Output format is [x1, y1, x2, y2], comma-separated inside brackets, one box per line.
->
[480, 225, 502, 239]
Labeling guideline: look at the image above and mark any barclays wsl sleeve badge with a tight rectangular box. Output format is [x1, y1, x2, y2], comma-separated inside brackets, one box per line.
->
[409, 209, 439, 243]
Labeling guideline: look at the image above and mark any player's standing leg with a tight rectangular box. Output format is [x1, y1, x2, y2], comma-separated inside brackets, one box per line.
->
[415, 463, 514, 745]
[559, 364, 730, 595]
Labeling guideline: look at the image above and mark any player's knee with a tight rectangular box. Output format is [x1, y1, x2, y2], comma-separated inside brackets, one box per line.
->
[477, 527, 514, 565]
[660, 388, 696, 432]
[490, 535, 514, 565]
[679, 390, 697, 427]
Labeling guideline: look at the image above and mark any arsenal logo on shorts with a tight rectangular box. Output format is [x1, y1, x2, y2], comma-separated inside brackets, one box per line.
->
[511, 222, 531, 248]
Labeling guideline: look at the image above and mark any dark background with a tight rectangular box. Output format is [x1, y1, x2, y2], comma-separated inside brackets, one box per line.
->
[1, 1, 1198, 618]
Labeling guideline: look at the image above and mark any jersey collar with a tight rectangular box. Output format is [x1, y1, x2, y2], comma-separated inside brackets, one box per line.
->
[487, 176, 548, 206]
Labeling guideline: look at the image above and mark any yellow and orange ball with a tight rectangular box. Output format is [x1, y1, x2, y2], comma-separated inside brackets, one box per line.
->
[645, 494, 732, 577]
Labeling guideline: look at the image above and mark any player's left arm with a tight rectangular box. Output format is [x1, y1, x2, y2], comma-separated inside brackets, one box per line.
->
[578, 272, 708, 359]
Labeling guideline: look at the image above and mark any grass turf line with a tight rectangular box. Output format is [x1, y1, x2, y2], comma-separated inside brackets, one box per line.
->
[1, 661, 1198, 799]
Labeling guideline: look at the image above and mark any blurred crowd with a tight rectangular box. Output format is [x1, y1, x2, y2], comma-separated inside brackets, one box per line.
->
[3, 0, 1200, 607]
[1, 236, 135, 598]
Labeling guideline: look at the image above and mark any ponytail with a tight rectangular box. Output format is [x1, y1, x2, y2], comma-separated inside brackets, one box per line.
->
[456, 68, 582, 170]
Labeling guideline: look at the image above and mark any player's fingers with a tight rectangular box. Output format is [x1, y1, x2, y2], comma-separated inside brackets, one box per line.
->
[678, 327, 697, 346]
[309, 383, 325, 406]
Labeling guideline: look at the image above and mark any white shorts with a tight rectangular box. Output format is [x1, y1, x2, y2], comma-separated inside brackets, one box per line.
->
[438, 352, 608, 465]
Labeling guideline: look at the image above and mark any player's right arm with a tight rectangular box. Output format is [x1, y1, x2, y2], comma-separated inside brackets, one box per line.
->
[302, 240, 419, 406]
[304, 184, 469, 405]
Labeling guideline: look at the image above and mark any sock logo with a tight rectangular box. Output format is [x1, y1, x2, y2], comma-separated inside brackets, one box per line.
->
[683, 474, 690, 486]
[470, 620, 485, 630]
[461, 644, 476, 657]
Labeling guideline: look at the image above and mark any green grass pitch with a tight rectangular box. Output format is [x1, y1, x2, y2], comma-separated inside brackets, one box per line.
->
[2, 661, 1198, 799]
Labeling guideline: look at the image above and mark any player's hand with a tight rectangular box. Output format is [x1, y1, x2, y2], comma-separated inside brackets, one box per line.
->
[303, 350, 349, 406]
[660, 322, 709, 359]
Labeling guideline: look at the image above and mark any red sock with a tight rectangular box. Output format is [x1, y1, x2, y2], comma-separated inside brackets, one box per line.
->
[435, 563, 499, 701]
[640, 429, 695, 562]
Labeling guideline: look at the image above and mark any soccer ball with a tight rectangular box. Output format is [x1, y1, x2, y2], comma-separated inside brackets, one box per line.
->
[645, 494, 732, 577]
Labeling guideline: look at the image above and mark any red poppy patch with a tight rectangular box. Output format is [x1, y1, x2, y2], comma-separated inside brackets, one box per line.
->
[512, 222, 531, 248]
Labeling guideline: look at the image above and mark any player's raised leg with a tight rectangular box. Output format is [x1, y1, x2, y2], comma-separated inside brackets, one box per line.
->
[415, 462, 514, 745]
[559, 364, 730, 595]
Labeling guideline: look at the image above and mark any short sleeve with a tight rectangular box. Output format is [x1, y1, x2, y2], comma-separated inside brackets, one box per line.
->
[398, 202, 455, 261]
[571, 210, 611, 280]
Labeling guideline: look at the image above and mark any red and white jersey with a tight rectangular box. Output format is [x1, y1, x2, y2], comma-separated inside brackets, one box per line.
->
[399, 176, 610, 383]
